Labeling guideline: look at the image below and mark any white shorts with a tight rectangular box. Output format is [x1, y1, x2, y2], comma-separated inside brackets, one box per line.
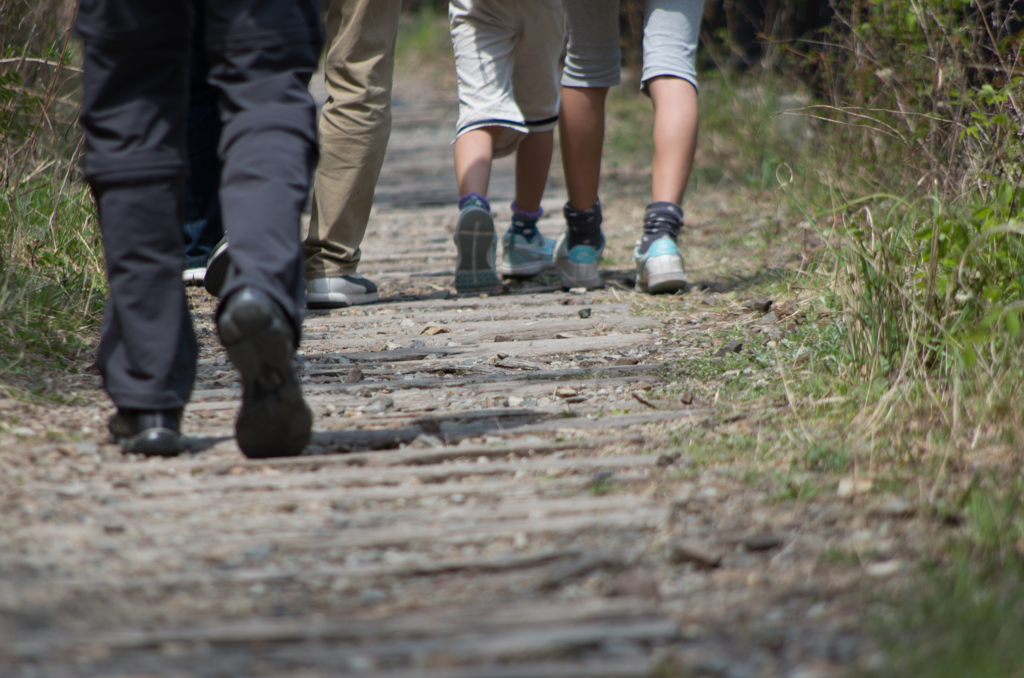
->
[450, 0, 565, 158]
[562, 0, 705, 94]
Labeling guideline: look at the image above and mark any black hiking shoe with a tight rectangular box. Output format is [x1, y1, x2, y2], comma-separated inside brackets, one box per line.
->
[217, 287, 312, 458]
[108, 408, 184, 456]
[203, 236, 230, 298]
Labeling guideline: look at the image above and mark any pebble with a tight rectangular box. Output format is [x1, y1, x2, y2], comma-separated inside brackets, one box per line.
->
[744, 533, 783, 551]
[716, 340, 743, 356]
[577, 308, 592, 319]
[870, 497, 915, 518]
[568, 287, 588, 295]
[666, 539, 722, 568]
[865, 560, 902, 577]
[345, 368, 364, 383]
[837, 477, 873, 498]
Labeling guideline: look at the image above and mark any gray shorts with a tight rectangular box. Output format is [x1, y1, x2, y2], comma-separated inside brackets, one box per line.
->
[450, 0, 565, 157]
[562, 0, 705, 93]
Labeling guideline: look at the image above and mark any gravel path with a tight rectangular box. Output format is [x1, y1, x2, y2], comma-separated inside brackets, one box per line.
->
[0, 68, 912, 678]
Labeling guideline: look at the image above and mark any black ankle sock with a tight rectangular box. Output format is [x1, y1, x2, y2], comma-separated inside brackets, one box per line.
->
[564, 199, 604, 249]
[638, 201, 683, 254]
[509, 215, 539, 240]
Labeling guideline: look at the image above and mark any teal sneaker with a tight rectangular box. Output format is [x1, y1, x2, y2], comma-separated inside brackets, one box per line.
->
[633, 236, 687, 294]
[554, 230, 605, 289]
[497, 217, 556, 277]
[454, 196, 499, 292]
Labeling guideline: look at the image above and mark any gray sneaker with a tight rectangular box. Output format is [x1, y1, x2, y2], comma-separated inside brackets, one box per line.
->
[454, 196, 499, 291]
[306, 275, 379, 309]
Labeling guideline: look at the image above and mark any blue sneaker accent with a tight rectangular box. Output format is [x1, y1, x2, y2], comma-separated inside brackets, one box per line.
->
[633, 235, 687, 294]
[498, 216, 555, 277]
[554, 230, 605, 289]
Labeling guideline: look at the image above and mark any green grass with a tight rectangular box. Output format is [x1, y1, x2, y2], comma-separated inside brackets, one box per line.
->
[0, 179, 105, 396]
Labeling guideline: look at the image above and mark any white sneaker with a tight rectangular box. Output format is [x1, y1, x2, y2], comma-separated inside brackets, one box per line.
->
[306, 275, 380, 308]
[183, 267, 206, 285]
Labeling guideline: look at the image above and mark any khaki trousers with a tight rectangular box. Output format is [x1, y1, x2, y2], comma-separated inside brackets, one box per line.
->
[305, 0, 402, 279]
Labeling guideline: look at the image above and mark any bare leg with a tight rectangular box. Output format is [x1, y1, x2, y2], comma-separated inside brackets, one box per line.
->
[559, 86, 608, 211]
[648, 76, 699, 205]
[454, 127, 499, 197]
[514, 130, 554, 213]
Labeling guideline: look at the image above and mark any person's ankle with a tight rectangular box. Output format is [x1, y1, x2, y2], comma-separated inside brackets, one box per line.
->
[638, 201, 683, 254]
[509, 201, 542, 240]
[459, 192, 491, 212]
[564, 198, 603, 249]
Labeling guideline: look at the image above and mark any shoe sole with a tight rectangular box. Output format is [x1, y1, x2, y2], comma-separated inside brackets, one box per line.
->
[121, 429, 184, 457]
[219, 296, 312, 458]
[306, 291, 380, 309]
[636, 254, 688, 294]
[556, 260, 604, 290]
[183, 268, 206, 286]
[497, 257, 554, 277]
[455, 208, 499, 291]
[204, 243, 230, 298]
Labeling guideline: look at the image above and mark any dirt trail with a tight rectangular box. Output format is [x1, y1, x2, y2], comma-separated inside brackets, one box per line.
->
[0, 68, 904, 678]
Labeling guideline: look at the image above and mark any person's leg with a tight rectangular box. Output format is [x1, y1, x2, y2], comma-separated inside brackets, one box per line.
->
[449, 0, 518, 291]
[304, 0, 402, 309]
[632, 0, 705, 294]
[454, 127, 499, 199]
[650, 83, 700, 205]
[204, 0, 322, 457]
[182, 0, 224, 283]
[559, 87, 606, 213]
[555, 0, 620, 289]
[76, 0, 196, 455]
[513, 131, 553, 214]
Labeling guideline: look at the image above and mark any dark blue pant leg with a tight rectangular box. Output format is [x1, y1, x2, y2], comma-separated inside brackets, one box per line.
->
[182, 8, 224, 272]
[205, 0, 323, 338]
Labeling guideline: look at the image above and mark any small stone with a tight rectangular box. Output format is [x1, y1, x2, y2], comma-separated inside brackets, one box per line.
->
[679, 391, 694, 405]
[554, 387, 578, 398]
[744, 298, 773, 313]
[577, 307, 592, 319]
[75, 441, 100, 457]
[103, 523, 126, 534]
[758, 312, 778, 325]
[449, 493, 466, 504]
[744, 533, 783, 551]
[400, 318, 415, 327]
[870, 497, 915, 518]
[345, 368, 364, 383]
[656, 452, 681, 467]
[10, 427, 35, 436]
[837, 477, 874, 498]
[421, 326, 448, 336]
[410, 434, 444, 448]
[364, 395, 394, 413]
[715, 340, 743, 356]
[384, 341, 402, 351]
[55, 484, 84, 499]
[547, 467, 566, 477]
[611, 357, 639, 366]
[507, 396, 525, 407]
[604, 569, 660, 600]
[244, 544, 276, 560]
[568, 287, 588, 295]
[666, 539, 722, 568]
[493, 335, 514, 342]
[865, 559, 903, 577]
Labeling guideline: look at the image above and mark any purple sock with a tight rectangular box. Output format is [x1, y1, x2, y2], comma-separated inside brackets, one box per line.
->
[459, 192, 491, 212]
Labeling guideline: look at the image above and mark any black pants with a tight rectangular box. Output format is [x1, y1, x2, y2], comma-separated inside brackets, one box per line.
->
[77, 0, 322, 410]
